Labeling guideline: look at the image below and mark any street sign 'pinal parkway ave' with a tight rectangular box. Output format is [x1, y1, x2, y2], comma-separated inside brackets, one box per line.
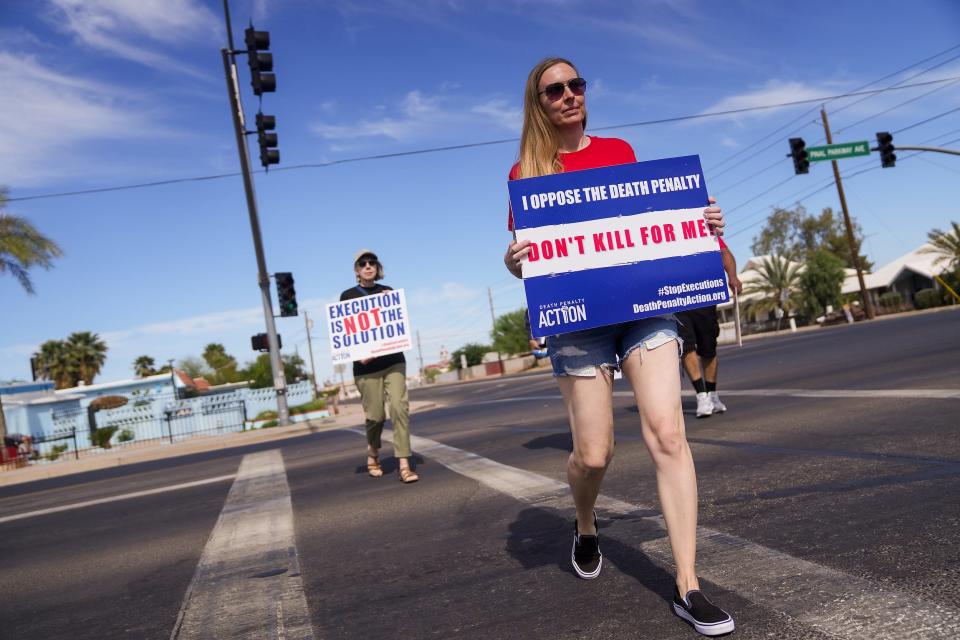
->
[807, 140, 871, 162]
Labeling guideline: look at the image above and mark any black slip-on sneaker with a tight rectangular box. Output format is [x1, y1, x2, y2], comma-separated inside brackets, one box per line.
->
[571, 513, 602, 579]
[673, 587, 735, 636]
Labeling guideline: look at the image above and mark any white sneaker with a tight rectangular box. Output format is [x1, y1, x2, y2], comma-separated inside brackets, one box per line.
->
[695, 392, 713, 418]
[709, 392, 726, 414]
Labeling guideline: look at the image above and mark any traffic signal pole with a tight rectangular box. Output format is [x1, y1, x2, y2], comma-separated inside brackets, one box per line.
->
[820, 106, 876, 320]
[221, 2, 290, 426]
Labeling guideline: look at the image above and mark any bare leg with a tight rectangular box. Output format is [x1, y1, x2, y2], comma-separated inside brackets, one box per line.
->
[556, 371, 615, 535]
[622, 343, 700, 593]
[702, 356, 718, 385]
[681, 351, 702, 384]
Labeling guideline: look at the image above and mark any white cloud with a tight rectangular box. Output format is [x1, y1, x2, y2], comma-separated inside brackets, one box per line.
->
[0, 51, 164, 185]
[46, 0, 219, 73]
[471, 99, 522, 131]
[407, 281, 481, 307]
[719, 136, 738, 149]
[311, 90, 521, 143]
[701, 81, 826, 117]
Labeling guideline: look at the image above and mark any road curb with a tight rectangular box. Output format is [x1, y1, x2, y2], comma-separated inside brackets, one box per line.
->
[0, 401, 440, 487]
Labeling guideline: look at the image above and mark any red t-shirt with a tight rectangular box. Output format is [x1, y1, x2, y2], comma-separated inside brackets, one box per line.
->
[506, 135, 727, 249]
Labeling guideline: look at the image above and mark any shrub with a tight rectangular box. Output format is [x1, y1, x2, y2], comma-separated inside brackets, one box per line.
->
[45, 443, 69, 461]
[117, 429, 135, 443]
[424, 367, 441, 383]
[290, 398, 326, 415]
[91, 426, 119, 449]
[89, 395, 128, 411]
[914, 288, 942, 309]
[878, 291, 902, 310]
[260, 419, 278, 429]
[255, 409, 278, 421]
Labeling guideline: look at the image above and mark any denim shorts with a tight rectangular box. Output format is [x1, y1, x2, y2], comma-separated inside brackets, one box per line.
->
[547, 315, 680, 377]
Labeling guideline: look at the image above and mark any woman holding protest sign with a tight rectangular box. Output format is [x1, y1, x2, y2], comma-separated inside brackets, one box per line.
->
[341, 249, 419, 484]
[503, 58, 733, 636]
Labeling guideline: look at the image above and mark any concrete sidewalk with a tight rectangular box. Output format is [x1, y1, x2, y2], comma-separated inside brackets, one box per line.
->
[0, 399, 439, 488]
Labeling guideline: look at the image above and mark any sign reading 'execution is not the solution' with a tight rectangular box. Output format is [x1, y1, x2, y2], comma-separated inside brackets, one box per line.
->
[325, 289, 412, 363]
[509, 155, 729, 339]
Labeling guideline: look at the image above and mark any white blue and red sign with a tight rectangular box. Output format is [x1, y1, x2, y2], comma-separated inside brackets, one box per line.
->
[509, 155, 728, 338]
[325, 288, 413, 363]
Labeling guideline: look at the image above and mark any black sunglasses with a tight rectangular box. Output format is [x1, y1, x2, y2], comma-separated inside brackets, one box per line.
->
[538, 77, 587, 101]
[357, 259, 378, 267]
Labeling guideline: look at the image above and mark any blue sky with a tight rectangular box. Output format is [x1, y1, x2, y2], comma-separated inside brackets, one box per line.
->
[3, 0, 959, 386]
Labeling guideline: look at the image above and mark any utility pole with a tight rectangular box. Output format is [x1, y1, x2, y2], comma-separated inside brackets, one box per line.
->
[488, 287, 504, 375]
[221, 0, 290, 424]
[416, 330, 424, 380]
[0, 393, 8, 444]
[304, 310, 318, 398]
[821, 106, 876, 320]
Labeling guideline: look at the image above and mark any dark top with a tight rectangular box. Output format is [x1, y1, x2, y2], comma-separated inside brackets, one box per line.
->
[339, 283, 407, 377]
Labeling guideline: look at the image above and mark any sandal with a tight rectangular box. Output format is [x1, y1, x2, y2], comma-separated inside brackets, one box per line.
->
[398, 466, 419, 484]
[367, 455, 383, 478]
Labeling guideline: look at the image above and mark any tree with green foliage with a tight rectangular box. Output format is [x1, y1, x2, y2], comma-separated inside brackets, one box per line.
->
[34, 339, 74, 389]
[742, 255, 803, 330]
[0, 187, 63, 294]
[65, 332, 108, 386]
[751, 205, 871, 271]
[450, 343, 491, 370]
[492, 308, 531, 355]
[241, 353, 308, 388]
[32, 332, 108, 388]
[922, 221, 960, 278]
[177, 357, 208, 380]
[202, 343, 240, 384]
[133, 355, 156, 377]
[798, 249, 846, 319]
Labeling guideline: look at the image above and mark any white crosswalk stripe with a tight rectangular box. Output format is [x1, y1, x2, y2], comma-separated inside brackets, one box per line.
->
[391, 430, 960, 639]
[170, 450, 315, 640]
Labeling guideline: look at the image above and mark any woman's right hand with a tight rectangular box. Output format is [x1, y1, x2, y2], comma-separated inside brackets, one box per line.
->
[504, 239, 531, 278]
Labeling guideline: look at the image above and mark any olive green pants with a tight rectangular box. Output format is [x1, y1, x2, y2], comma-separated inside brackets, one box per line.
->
[355, 362, 411, 458]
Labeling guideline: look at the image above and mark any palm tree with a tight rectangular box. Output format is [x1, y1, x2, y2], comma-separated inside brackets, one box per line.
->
[133, 355, 156, 378]
[66, 332, 108, 386]
[0, 188, 63, 294]
[921, 221, 960, 276]
[742, 255, 803, 330]
[34, 339, 75, 389]
[65, 332, 108, 386]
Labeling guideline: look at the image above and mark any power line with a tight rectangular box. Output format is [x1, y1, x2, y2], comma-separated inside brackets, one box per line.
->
[894, 105, 960, 135]
[835, 77, 960, 134]
[709, 44, 960, 184]
[725, 131, 960, 241]
[8, 74, 960, 204]
[828, 48, 960, 117]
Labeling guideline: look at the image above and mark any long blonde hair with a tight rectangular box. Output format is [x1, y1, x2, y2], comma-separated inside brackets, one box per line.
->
[517, 57, 587, 179]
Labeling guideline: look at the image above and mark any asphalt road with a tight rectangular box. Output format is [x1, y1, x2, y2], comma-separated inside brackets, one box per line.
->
[1, 308, 958, 639]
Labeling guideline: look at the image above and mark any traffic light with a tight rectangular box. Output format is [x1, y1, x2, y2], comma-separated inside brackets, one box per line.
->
[789, 138, 809, 175]
[876, 131, 896, 168]
[244, 26, 275, 96]
[256, 112, 279, 168]
[251, 333, 282, 352]
[275, 272, 298, 317]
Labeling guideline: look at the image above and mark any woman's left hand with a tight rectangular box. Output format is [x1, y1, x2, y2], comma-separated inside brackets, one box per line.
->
[704, 197, 724, 236]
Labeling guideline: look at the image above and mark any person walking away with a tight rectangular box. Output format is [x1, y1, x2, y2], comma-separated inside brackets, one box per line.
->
[677, 242, 742, 418]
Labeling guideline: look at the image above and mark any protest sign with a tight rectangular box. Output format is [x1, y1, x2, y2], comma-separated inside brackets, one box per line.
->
[509, 155, 728, 338]
[325, 288, 413, 363]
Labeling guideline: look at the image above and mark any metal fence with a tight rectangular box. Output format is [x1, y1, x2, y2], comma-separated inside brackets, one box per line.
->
[25, 381, 313, 464]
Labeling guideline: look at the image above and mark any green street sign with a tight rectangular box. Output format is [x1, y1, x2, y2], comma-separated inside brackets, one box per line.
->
[807, 140, 871, 162]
